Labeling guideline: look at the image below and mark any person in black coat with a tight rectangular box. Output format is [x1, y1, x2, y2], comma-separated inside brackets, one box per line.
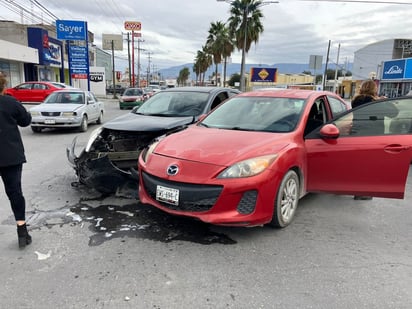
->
[0, 74, 32, 248]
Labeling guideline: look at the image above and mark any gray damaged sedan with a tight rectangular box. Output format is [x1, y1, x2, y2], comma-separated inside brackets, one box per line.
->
[29, 90, 104, 133]
[66, 87, 240, 194]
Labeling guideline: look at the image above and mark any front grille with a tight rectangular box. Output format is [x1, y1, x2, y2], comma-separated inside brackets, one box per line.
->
[142, 171, 222, 212]
[236, 190, 257, 214]
[41, 112, 60, 116]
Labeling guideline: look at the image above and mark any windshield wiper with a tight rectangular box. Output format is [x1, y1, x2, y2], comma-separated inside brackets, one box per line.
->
[229, 126, 258, 131]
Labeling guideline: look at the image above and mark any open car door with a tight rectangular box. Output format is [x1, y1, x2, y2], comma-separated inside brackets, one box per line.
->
[305, 97, 412, 198]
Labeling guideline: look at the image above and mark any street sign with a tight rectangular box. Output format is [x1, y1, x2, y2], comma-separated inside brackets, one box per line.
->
[69, 45, 89, 79]
[102, 34, 123, 51]
[56, 20, 87, 41]
[124, 21, 141, 31]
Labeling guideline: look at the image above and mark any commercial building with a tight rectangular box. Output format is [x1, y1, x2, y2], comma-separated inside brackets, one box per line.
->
[0, 20, 112, 95]
[353, 38, 412, 97]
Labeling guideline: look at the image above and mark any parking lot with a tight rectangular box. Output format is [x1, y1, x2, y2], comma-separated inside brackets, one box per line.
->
[0, 98, 411, 308]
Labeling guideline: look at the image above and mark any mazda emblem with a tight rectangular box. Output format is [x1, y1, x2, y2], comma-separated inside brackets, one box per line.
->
[167, 165, 179, 176]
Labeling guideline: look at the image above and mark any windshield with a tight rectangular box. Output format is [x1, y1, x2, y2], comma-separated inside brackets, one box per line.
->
[44, 92, 84, 104]
[124, 88, 143, 96]
[200, 96, 305, 132]
[134, 91, 209, 116]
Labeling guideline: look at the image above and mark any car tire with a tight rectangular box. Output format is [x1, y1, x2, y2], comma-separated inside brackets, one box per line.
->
[268, 170, 299, 228]
[96, 111, 103, 124]
[79, 115, 88, 132]
[31, 126, 42, 133]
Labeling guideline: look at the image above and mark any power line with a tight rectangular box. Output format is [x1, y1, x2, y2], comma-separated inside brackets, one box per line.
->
[299, 0, 412, 4]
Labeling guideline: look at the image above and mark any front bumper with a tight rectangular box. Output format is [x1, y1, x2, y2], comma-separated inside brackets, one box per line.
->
[32, 116, 82, 128]
[66, 137, 139, 194]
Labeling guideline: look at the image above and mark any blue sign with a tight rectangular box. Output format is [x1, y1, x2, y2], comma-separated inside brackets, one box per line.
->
[404, 59, 412, 79]
[250, 67, 277, 82]
[69, 45, 89, 79]
[382, 59, 405, 80]
[56, 20, 87, 41]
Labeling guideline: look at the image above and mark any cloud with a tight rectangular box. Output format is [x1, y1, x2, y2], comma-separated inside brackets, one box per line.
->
[3, 0, 412, 71]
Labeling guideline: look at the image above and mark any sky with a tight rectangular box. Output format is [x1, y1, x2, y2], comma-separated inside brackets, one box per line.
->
[2, 0, 412, 72]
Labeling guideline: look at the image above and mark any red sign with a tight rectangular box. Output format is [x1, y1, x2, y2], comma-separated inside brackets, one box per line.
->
[124, 21, 141, 31]
[133, 32, 142, 37]
[71, 73, 88, 79]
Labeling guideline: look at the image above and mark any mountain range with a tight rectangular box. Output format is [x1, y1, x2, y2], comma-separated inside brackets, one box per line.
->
[158, 62, 353, 80]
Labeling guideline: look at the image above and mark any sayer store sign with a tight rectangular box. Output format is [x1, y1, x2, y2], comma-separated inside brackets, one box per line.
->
[56, 20, 87, 41]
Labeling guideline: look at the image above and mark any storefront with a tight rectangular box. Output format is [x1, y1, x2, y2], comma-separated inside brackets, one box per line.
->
[0, 39, 39, 86]
[379, 58, 412, 97]
[27, 27, 65, 84]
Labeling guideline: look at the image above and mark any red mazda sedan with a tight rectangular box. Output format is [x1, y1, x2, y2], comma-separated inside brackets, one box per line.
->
[138, 89, 412, 228]
[5, 81, 68, 103]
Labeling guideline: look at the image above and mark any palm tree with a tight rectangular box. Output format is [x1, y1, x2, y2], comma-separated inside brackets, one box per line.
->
[194, 46, 212, 86]
[206, 21, 234, 87]
[227, 0, 265, 91]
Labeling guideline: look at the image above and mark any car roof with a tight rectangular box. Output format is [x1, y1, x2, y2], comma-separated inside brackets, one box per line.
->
[238, 89, 338, 100]
[52, 89, 88, 94]
[160, 86, 240, 94]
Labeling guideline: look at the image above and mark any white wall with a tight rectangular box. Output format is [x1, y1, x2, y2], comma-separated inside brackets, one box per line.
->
[75, 66, 106, 96]
[0, 39, 39, 63]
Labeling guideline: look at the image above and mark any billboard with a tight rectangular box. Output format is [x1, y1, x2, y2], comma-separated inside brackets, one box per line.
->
[250, 67, 277, 82]
[56, 20, 87, 41]
[124, 21, 141, 31]
[382, 59, 405, 80]
[102, 34, 123, 51]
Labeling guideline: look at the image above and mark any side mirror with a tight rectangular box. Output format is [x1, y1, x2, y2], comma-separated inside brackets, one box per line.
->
[319, 124, 340, 139]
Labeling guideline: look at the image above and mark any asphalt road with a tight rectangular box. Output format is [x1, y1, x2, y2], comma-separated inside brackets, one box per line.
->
[1, 98, 411, 309]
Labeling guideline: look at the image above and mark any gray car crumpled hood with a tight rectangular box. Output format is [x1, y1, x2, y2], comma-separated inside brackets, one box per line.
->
[102, 112, 196, 131]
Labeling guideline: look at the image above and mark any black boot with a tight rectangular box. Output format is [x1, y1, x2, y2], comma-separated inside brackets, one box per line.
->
[17, 223, 32, 248]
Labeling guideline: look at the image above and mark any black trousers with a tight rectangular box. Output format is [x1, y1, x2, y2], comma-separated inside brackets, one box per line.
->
[0, 164, 26, 221]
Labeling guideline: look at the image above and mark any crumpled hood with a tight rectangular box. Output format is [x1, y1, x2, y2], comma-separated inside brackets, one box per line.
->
[154, 126, 291, 166]
[30, 103, 83, 112]
[103, 112, 196, 131]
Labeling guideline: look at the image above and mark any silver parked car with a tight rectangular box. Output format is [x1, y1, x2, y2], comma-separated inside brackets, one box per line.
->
[29, 90, 105, 133]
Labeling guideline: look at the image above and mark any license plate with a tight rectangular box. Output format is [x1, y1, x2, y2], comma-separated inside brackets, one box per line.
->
[45, 119, 55, 124]
[156, 185, 179, 206]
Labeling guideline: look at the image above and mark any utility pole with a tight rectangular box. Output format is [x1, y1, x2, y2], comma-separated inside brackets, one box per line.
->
[126, 33, 132, 87]
[137, 39, 145, 88]
[333, 43, 341, 94]
[111, 40, 117, 99]
[323, 40, 331, 90]
[146, 52, 152, 85]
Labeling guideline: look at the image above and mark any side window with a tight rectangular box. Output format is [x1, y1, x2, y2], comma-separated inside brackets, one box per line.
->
[334, 99, 412, 136]
[19, 83, 32, 90]
[304, 99, 324, 136]
[328, 96, 347, 118]
[211, 92, 229, 110]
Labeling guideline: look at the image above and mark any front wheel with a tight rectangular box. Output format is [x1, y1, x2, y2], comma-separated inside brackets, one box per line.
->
[79, 115, 88, 132]
[268, 170, 299, 228]
[96, 111, 103, 124]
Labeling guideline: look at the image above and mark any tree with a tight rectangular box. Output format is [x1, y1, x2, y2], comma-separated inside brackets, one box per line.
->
[227, 0, 265, 90]
[228, 73, 241, 88]
[177, 67, 190, 86]
[206, 21, 234, 87]
[193, 46, 212, 86]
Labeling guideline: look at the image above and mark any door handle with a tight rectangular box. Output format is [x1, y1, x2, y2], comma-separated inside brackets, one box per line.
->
[384, 144, 411, 153]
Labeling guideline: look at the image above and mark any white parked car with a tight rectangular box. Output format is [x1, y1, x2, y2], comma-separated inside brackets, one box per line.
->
[29, 90, 104, 133]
